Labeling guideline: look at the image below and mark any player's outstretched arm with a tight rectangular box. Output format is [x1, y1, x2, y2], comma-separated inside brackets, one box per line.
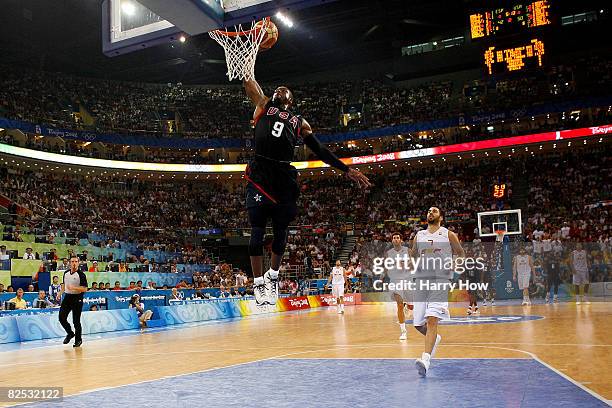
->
[449, 231, 465, 275]
[449, 231, 465, 258]
[301, 118, 372, 188]
[243, 78, 269, 108]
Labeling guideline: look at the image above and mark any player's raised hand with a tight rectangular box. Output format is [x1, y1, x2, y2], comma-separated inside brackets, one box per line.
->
[346, 168, 372, 188]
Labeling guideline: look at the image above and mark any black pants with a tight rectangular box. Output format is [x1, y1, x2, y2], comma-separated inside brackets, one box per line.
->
[546, 269, 560, 295]
[59, 294, 83, 340]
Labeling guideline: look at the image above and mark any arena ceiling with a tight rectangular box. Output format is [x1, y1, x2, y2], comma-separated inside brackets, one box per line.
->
[0, 0, 605, 84]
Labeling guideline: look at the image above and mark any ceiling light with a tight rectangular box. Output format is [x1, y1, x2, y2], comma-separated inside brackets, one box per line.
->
[121, 2, 136, 16]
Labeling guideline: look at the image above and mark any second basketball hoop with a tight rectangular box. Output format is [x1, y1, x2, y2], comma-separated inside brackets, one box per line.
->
[209, 17, 278, 81]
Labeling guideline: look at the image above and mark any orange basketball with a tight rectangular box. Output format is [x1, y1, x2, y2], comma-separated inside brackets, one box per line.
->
[255, 20, 278, 50]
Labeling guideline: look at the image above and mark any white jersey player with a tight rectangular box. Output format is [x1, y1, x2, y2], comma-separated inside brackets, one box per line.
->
[327, 260, 346, 314]
[571, 243, 590, 304]
[513, 247, 533, 305]
[384, 233, 412, 340]
[410, 207, 465, 377]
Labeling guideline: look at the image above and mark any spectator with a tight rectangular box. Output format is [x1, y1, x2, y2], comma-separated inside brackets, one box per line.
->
[168, 287, 181, 301]
[33, 290, 55, 308]
[58, 258, 70, 271]
[235, 270, 248, 287]
[23, 247, 35, 260]
[0, 245, 9, 260]
[9, 288, 27, 309]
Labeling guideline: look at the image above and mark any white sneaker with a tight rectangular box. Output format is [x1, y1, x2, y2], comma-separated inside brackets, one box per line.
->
[473, 308, 480, 315]
[491, 299, 495, 306]
[482, 299, 487, 306]
[431, 334, 442, 357]
[576, 298, 581, 305]
[553, 295, 558, 303]
[521, 300, 527, 306]
[253, 282, 269, 306]
[263, 269, 279, 305]
[415, 353, 430, 377]
[467, 307, 473, 316]
[399, 331, 407, 340]
[583, 297, 590, 304]
[545, 294, 550, 303]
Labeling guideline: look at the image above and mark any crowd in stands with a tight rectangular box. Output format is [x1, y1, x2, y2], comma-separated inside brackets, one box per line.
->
[1, 55, 610, 150]
[0, 142, 609, 290]
[525, 149, 610, 243]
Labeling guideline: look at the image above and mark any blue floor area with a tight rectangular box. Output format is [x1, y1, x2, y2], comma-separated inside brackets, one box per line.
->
[23, 359, 607, 408]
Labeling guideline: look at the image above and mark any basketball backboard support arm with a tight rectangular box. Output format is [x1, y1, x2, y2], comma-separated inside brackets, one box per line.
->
[103, 0, 338, 57]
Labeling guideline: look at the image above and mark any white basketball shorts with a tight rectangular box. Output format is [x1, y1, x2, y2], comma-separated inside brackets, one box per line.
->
[332, 284, 345, 298]
[517, 272, 531, 290]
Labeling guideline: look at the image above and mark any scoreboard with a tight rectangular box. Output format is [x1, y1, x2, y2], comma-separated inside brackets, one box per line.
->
[492, 184, 508, 199]
[470, 1, 552, 40]
[469, 1, 554, 75]
[484, 38, 545, 75]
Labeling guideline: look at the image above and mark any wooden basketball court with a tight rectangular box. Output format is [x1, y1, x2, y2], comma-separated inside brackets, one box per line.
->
[0, 302, 610, 406]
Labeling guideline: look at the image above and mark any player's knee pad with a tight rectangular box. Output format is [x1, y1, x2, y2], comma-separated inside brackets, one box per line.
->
[271, 228, 288, 256]
[249, 227, 265, 256]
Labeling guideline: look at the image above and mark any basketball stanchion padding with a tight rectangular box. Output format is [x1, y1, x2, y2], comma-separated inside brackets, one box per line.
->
[209, 17, 278, 81]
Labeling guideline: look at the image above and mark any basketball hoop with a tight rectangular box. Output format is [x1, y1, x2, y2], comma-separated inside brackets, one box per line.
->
[495, 230, 506, 243]
[209, 17, 271, 81]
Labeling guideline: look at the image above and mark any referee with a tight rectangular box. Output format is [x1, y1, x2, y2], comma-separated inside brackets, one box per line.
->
[59, 255, 88, 347]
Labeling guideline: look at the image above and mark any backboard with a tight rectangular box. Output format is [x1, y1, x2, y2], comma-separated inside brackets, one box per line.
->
[477, 209, 522, 237]
[102, 0, 337, 56]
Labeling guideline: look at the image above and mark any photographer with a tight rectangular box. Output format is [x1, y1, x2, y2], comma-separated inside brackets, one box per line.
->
[129, 294, 153, 327]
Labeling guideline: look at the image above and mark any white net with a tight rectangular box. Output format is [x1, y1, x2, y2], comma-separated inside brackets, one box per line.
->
[208, 19, 268, 82]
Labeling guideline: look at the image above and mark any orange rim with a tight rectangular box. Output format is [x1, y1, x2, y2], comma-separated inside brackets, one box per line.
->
[212, 17, 270, 37]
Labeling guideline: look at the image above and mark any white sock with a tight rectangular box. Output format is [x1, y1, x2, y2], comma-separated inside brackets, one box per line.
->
[431, 335, 441, 357]
[265, 269, 279, 280]
[400, 323, 406, 332]
[254, 276, 264, 286]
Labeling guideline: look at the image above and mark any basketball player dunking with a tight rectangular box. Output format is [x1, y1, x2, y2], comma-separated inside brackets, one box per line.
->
[384, 232, 412, 340]
[243, 79, 371, 306]
[410, 207, 465, 376]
